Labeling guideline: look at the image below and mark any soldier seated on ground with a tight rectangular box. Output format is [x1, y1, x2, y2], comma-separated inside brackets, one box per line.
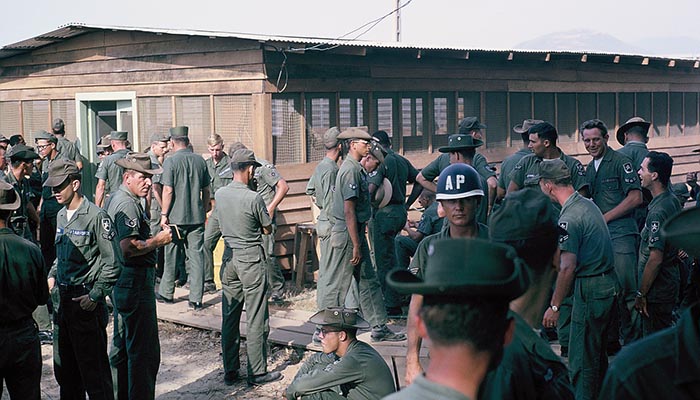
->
[286, 307, 396, 400]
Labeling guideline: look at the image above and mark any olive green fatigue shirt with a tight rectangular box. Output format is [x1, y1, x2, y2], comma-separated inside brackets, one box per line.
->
[160, 147, 210, 225]
[49, 197, 122, 302]
[214, 181, 271, 249]
[306, 156, 339, 236]
[3, 170, 35, 239]
[410, 223, 490, 277]
[497, 148, 531, 190]
[147, 150, 163, 231]
[617, 141, 648, 172]
[585, 148, 641, 239]
[95, 148, 130, 195]
[56, 137, 81, 164]
[480, 311, 574, 400]
[599, 302, 700, 400]
[107, 185, 156, 268]
[286, 340, 396, 400]
[254, 157, 282, 207]
[206, 153, 232, 197]
[509, 150, 588, 192]
[369, 149, 418, 205]
[384, 374, 471, 400]
[638, 189, 682, 304]
[421, 152, 495, 182]
[0, 227, 48, 321]
[416, 201, 443, 237]
[330, 157, 371, 225]
[558, 192, 615, 277]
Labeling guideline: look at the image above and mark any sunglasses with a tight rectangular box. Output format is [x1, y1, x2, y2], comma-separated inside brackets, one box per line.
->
[352, 139, 370, 145]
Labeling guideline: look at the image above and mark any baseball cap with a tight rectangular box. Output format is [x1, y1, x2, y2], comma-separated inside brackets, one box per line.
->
[43, 159, 80, 188]
[535, 159, 570, 181]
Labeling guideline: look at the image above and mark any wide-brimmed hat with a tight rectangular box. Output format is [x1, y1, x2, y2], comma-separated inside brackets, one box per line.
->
[116, 152, 163, 176]
[323, 127, 341, 148]
[535, 159, 570, 181]
[230, 148, 261, 168]
[337, 128, 372, 141]
[616, 117, 651, 145]
[387, 238, 527, 300]
[490, 188, 564, 241]
[308, 307, 370, 330]
[372, 177, 393, 209]
[662, 207, 700, 258]
[368, 141, 386, 163]
[513, 119, 544, 134]
[43, 159, 80, 188]
[34, 130, 57, 144]
[458, 117, 487, 134]
[97, 135, 112, 149]
[437, 134, 483, 153]
[7, 144, 40, 161]
[0, 181, 21, 211]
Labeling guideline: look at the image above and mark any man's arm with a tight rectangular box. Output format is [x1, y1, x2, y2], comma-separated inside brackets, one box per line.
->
[506, 178, 521, 194]
[27, 201, 40, 227]
[405, 293, 424, 384]
[542, 251, 577, 328]
[635, 248, 664, 317]
[416, 172, 437, 193]
[405, 182, 424, 210]
[486, 175, 497, 213]
[267, 178, 289, 218]
[94, 179, 107, 208]
[603, 189, 642, 224]
[120, 228, 172, 260]
[344, 198, 361, 266]
[202, 186, 211, 214]
[286, 354, 362, 400]
[152, 183, 163, 208]
[88, 213, 122, 305]
[160, 185, 174, 228]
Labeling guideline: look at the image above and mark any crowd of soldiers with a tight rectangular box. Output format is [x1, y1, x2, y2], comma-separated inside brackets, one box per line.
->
[0, 114, 699, 400]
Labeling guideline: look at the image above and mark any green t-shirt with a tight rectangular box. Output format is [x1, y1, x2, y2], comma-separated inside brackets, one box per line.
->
[56, 137, 81, 164]
[421, 152, 494, 182]
[306, 156, 339, 221]
[214, 181, 271, 249]
[330, 157, 371, 225]
[161, 148, 210, 225]
[558, 191, 615, 277]
[617, 141, 648, 171]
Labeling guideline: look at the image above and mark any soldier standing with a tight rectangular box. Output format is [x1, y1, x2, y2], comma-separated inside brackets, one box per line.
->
[45, 160, 121, 399]
[94, 131, 130, 208]
[51, 118, 83, 170]
[496, 119, 540, 202]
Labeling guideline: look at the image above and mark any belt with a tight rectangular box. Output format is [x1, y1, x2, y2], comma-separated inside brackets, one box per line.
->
[57, 282, 93, 294]
[578, 270, 613, 279]
[0, 315, 34, 329]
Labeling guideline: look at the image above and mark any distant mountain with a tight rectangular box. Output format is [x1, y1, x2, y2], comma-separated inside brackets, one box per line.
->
[632, 36, 700, 58]
[515, 29, 647, 55]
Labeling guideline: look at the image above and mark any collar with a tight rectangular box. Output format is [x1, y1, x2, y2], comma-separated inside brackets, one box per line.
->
[561, 191, 580, 212]
[0, 227, 15, 235]
[63, 197, 89, 224]
[648, 188, 673, 210]
[117, 184, 141, 202]
[213, 153, 229, 167]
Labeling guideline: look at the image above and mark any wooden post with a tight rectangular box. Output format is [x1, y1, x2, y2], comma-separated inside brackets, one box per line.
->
[252, 93, 273, 162]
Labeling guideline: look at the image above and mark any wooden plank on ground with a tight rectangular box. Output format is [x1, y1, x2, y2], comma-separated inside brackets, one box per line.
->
[392, 356, 431, 389]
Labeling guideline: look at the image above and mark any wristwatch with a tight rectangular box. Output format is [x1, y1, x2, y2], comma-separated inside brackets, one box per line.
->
[550, 305, 559, 312]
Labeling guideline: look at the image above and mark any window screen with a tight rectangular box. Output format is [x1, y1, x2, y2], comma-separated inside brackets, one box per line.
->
[306, 96, 333, 162]
[214, 95, 254, 150]
[556, 93, 576, 143]
[598, 93, 616, 130]
[669, 92, 683, 137]
[138, 97, 173, 151]
[484, 92, 507, 147]
[375, 96, 395, 141]
[175, 96, 212, 154]
[618, 93, 635, 127]
[432, 95, 450, 149]
[684, 92, 698, 136]
[509, 92, 532, 145]
[636, 92, 652, 122]
[22, 100, 49, 137]
[271, 96, 302, 164]
[51, 100, 77, 142]
[534, 93, 555, 125]
[577, 93, 596, 129]
[458, 92, 480, 122]
[401, 95, 427, 154]
[339, 94, 366, 130]
[0, 102, 21, 137]
[652, 92, 668, 137]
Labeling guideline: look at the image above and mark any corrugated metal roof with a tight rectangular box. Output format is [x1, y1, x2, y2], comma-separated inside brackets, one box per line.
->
[0, 22, 697, 64]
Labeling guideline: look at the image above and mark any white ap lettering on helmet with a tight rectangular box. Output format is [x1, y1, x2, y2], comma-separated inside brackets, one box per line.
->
[444, 174, 465, 191]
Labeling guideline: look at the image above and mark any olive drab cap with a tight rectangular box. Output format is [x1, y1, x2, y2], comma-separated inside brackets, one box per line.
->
[535, 159, 570, 181]
[337, 127, 372, 141]
[115, 152, 163, 176]
[110, 131, 128, 141]
[387, 238, 528, 301]
[150, 133, 170, 143]
[308, 307, 370, 330]
[437, 134, 483, 153]
[458, 117, 487, 134]
[169, 126, 189, 138]
[513, 119, 544, 134]
[323, 127, 341, 149]
[662, 207, 700, 259]
[43, 159, 80, 188]
[7, 144, 40, 161]
[52, 118, 65, 132]
[489, 188, 563, 242]
[0, 180, 21, 211]
[230, 148, 261, 168]
[616, 116, 651, 145]
[435, 163, 484, 200]
[34, 130, 57, 144]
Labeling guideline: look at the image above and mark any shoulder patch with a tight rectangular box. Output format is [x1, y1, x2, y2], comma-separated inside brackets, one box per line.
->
[576, 163, 585, 176]
[559, 221, 568, 231]
[623, 162, 634, 174]
[101, 217, 112, 233]
[368, 170, 378, 178]
[650, 221, 659, 233]
[349, 182, 357, 190]
[514, 164, 523, 170]
[558, 221, 569, 243]
[126, 218, 138, 228]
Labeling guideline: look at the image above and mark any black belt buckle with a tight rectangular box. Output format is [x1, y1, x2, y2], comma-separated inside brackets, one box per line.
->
[58, 282, 92, 295]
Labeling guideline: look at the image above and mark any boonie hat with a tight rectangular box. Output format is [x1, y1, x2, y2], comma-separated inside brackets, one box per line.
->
[616, 117, 651, 145]
[372, 178, 393, 209]
[110, 131, 128, 141]
[97, 135, 112, 149]
[438, 134, 483, 153]
[662, 207, 700, 258]
[458, 117, 487, 134]
[435, 163, 484, 200]
[230, 148, 261, 168]
[7, 144, 40, 161]
[169, 126, 189, 138]
[513, 119, 544, 134]
[308, 307, 370, 330]
[489, 188, 563, 242]
[116, 152, 163, 176]
[34, 130, 57, 144]
[337, 128, 372, 141]
[535, 159, 570, 181]
[0, 181, 21, 211]
[387, 238, 528, 301]
[43, 159, 80, 188]
[323, 127, 341, 149]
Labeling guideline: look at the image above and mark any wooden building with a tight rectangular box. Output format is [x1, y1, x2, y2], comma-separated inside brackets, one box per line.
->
[2, 23, 699, 270]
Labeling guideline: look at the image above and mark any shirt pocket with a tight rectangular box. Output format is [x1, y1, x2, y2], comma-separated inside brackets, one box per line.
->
[68, 234, 93, 265]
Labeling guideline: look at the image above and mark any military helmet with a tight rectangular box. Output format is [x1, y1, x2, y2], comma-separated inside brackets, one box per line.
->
[436, 163, 484, 200]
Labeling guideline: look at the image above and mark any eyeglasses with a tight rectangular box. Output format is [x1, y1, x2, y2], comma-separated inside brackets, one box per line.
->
[0, 144, 7, 151]
[352, 139, 370, 146]
[36, 144, 52, 151]
[319, 327, 342, 336]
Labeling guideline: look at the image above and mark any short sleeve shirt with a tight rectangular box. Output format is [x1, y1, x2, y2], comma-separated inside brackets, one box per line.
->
[306, 156, 339, 221]
[498, 148, 531, 190]
[95, 148, 130, 195]
[416, 201, 443, 236]
[254, 158, 282, 206]
[147, 150, 163, 185]
[107, 185, 155, 268]
[215, 181, 271, 249]
[56, 137, 81, 163]
[509, 150, 588, 191]
[330, 157, 371, 225]
[585, 148, 641, 238]
[421, 152, 494, 182]
[618, 141, 649, 171]
[369, 149, 418, 204]
[206, 153, 233, 196]
[558, 192, 615, 277]
[161, 148, 211, 225]
[410, 223, 490, 278]
[639, 189, 682, 304]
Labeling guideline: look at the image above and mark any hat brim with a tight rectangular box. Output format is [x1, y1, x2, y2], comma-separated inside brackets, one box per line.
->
[43, 175, 70, 188]
[308, 310, 370, 329]
[512, 124, 528, 134]
[662, 207, 700, 258]
[387, 268, 526, 301]
[115, 159, 163, 176]
[9, 151, 40, 161]
[0, 188, 21, 211]
[372, 178, 393, 208]
[616, 121, 651, 145]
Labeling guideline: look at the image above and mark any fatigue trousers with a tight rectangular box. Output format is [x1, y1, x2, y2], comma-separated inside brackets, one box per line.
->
[221, 245, 270, 377]
[54, 289, 113, 400]
[263, 221, 286, 295]
[110, 267, 160, 400]
[557, 294, 573, 352]
[642, 302, 675, 337]
[394, 235, 419, 273]
[149, 207, 165, 279]
[322, 223, 387, 327]
[611, 234, 640, 345]
[315, 218, 333, 310]
[203, 208, 222, 284]
[160, 223, 205, 303]
[0, 317, 41, 400]
[569, 272, 617, 400]
[370, 205, 407, 310]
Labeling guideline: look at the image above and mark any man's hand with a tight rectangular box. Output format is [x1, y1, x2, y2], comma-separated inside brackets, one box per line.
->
[160, 214, 169, 230]
[542, 307, 558, 329]
[351, 245, 361, 266]
[405, 359, 424, 385]
[267, 205, 275, 219]
[48, 277, 55, 290]
[634, 296, 649, 318]
[154, 226, 173, 246]
[72, 294, 97, 311]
